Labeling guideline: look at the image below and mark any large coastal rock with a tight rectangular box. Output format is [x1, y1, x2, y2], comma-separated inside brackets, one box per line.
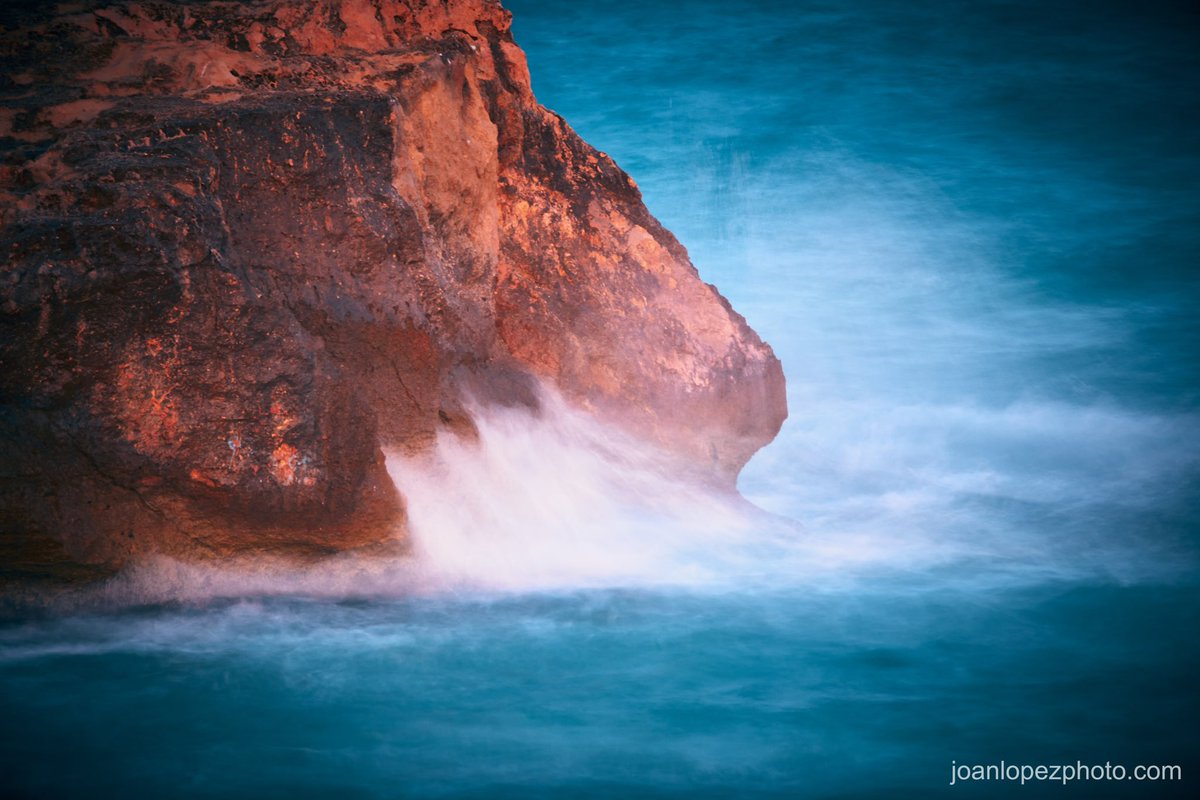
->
[0, 0, 786, 571]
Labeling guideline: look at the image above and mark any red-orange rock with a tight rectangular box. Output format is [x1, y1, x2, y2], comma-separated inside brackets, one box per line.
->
[0, 0, 786, 570]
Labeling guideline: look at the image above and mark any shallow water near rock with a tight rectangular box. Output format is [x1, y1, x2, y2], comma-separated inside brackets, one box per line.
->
[1, 581, 1197, 798]
[3, 0, 1199, 796]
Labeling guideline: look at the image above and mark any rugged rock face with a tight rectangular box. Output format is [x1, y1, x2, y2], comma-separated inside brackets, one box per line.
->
[0, 0, 786, 571]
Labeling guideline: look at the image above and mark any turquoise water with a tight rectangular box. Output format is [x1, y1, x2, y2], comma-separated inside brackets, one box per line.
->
[3, 0, 1199, 796]
[1, 584, 1196, 798]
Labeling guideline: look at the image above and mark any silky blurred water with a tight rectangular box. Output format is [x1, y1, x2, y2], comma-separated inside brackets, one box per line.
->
[1, 585, 1196, 798]
[2, 0, 1199, 796]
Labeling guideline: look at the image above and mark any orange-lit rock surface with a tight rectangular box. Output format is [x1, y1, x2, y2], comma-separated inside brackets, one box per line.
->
[0, 0, 786, 569]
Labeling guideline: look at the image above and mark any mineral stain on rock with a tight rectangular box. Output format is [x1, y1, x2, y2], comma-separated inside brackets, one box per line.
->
[0, 0, 786, 577]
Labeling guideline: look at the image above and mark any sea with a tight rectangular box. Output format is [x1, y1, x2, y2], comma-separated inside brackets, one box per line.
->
[2, 0, 1198, 796]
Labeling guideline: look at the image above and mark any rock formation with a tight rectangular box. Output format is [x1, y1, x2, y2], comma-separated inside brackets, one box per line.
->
[0, 0, 786, 574]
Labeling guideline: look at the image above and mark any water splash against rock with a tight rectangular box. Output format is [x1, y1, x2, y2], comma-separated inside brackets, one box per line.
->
[0, 0, 784, 576]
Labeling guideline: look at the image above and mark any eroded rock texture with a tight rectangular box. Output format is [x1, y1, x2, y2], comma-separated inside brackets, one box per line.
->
[0, 0, 786, 569]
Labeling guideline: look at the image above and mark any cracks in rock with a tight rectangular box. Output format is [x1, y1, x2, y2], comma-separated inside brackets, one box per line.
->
[55, 424, 166, 520]
[383, 351, 421, 412]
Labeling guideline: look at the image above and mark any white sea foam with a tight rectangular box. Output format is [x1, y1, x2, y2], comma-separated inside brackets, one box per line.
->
[15, 372, 1191, 617]
[387, 383, 1197, 593]
[384, 387, 776, 592]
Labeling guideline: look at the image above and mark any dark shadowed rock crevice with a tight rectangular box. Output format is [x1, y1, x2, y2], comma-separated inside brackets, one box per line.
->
[0, 0, 786, 574]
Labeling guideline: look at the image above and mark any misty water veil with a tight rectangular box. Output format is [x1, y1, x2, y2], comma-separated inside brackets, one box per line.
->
[3, 0, 1198, 797]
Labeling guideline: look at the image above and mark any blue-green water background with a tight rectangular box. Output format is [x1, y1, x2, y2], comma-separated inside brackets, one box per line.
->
[2, 0, 1199, 796]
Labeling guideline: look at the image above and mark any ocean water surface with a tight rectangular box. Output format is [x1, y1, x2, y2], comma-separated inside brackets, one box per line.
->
[2, 0, 1199, 796]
